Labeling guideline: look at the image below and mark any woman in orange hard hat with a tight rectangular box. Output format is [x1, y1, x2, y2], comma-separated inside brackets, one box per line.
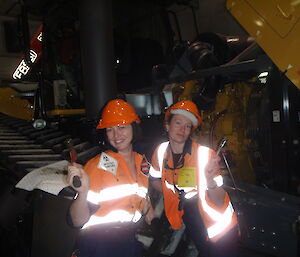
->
[149, 100, 238, 257]
[67, 99, 155, 257]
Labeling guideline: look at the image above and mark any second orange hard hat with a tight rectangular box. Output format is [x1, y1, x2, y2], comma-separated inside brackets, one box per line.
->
[96, 99, 140, 129]
[165, 100, 202, 128]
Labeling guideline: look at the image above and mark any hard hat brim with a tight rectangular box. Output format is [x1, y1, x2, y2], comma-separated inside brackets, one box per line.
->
[170, 109, 198, 126]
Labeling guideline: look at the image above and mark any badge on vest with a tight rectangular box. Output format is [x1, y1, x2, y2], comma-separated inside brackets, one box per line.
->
[178, 167, 196, 187]
[98, 152, 118, 175]
[141, 155, 150, 176]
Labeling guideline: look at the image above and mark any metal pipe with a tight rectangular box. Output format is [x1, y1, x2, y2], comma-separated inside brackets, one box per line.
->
[20, 2, 32, 66]
[79, 0, 117, 120]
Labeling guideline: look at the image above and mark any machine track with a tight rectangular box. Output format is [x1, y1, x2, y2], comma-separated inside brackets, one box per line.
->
[0, 113, 101, 181]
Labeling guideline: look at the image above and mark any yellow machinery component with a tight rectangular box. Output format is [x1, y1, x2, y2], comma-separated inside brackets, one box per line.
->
[194, 82, 256, 184]
[169, 80, 200, 104]
[178, 80, 199, 101]
[0, 87, 34, 120]
[46, 109, 85, 117]
[227, 0, 300, 90]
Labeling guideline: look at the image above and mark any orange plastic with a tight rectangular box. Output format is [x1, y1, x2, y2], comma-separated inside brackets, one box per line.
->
[165, 100, 202, 128]
[96, 99, 140, 129]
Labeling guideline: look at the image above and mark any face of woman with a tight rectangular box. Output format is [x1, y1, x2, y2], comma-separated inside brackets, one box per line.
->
[166, 114, 192, 145]
[106, 124, 133, 152]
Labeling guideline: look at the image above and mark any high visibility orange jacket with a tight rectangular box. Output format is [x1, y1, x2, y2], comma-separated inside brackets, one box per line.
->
[150, 139, 237, 242]
[82, 150, 149, 229]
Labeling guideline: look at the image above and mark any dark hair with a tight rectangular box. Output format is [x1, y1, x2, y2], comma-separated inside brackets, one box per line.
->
[131, 122, 142, 143]
[100, 122, 142, 152]
[165, 114, 174, 124]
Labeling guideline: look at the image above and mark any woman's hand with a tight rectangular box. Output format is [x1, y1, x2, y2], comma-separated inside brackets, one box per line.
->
[67, 163, 90, 194]
[143, 199, 156, 225]
[144, 204, 155, 225]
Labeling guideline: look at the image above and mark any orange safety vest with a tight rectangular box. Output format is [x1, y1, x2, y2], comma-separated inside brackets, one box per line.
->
[82, 150, 149, 229]
[150, 140, 237, 242]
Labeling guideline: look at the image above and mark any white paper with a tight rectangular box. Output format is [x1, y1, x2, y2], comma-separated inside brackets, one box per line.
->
[15, 160, 69, 195]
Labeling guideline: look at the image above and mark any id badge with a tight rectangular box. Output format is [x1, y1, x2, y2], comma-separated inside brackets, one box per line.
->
[177, 167, 196, 187]
[98, 152, 118, 175]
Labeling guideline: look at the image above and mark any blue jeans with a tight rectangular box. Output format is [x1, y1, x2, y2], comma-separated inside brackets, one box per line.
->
[183, 199, 238, 257]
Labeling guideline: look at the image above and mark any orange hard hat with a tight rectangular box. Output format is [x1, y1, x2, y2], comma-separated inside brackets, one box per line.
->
[165, 100, 202, 128]
[96, 99, 141, 129]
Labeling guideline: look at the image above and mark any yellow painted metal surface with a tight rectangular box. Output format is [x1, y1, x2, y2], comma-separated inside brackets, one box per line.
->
[47, 109, 85, 116]
[0, 88, 34, 120]
[227, 0, 300, 89]
[193, 82, 256, 183]
[178, 80, 199, 101]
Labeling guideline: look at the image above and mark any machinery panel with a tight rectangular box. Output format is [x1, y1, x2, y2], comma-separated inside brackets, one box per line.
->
[245, 0, 300, 37]
[228, 182, 300, 257]
[0, 87, 33, 120]
[227, 0, 300, 89]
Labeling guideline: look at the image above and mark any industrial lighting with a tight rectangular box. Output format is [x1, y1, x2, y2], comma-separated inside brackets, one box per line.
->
[283, 97, 289, 111]
[258, 71, 268, 84]
[32, 119, 46, 129]
[258, 72, 268, 78]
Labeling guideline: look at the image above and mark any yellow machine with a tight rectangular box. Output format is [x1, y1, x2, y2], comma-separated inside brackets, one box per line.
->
[195, 82, 255, 183]
[166, 0, 300, 186]
[171, 79, 256, 183]
[227, 0, 300, 90]
[0, 87, 34, 120]
[0, 1, 299, 257]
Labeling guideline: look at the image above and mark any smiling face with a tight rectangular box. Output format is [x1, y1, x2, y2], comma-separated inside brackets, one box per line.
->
[166, 114, 192, 145]
[106, 124, 133, 152]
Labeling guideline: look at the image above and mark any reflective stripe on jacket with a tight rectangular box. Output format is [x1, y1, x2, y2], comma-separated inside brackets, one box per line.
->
[150, 140, 237, 242]
[82, 151, 149, 229]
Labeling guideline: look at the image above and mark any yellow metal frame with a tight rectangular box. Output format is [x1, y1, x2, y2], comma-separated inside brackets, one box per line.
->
[47, 109, 85, 116]
[0, 88, 34, 120]
[193, 82, 256, 183]
[227, 0, 300, 90]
